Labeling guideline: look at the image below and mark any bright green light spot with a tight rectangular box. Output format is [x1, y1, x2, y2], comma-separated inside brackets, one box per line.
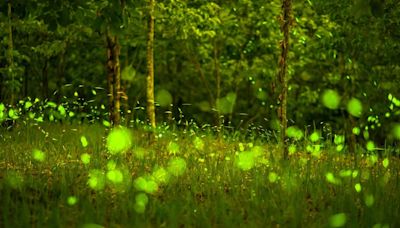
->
[167, 142, 180, 155]
[334, 135, 345, 144]
[135, 193, 149, 213]
[69, 111, 75, 117]
[106, 127, 132, 154]
[355, 183, 362, 192]
[46, 101, 57, 108]
[81, 136, 88, 147]
[363, 130, 370, 140]
[134, 176, 159, 194]
[365, 194, 374, 207]
[236, 151, 255, 171]
[155, 89, 173, 107]
[82, 223, 104, 228]
[288, 144, 296, 155]
[107, 169, 124, 184]
[92, 89, 97, 95]
[88, 169, 106, 190]
[352, 170, 359, 178]
[366, 141, 375, 151]
[321, 89, 341, 109]
[339, 170, 352, 177]
[326, 172, 340, 185]
[347, 98, 363, 117]
[67, 196, 78, 206]
[32, 149, 46, 162]
[74, 91, 79, 97]
[167, 157, 187, 177]
[287, 126, 304, 140]
[309, 132, 320, 142]
[382, 158, 389, 168]
[239, 143, 245, 152]
[336, 144, 344, 152]
[392, 124, 400, 140]
[329, 213, 347, 227]
[352, 127, 360, 135]
[368, 155, 378, 166]
[134, 202, 146, 214]
[194, 137, 204, 150]
[152, 167, 170, 184]
[24, 101, 33, 110]
[102, 120, 111, 127]
[58, 105, 66, 116]
[8, 109, 18, 120]
[268, 172, 278, 183]
[81, 153, 91, 165]
[0, 103, 4, 111]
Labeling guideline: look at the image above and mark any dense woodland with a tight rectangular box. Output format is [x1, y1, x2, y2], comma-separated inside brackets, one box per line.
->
[1, 1, 400, 227]
[1, 0, 400, 148]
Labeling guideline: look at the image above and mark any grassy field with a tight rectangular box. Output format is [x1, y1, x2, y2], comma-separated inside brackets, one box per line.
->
[0, 123, 399, 227]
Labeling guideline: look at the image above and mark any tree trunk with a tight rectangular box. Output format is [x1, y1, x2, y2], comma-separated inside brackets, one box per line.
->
[277, 0, 292, 160]
[106, 33, 121, 126]
[146, 0, 156, 129]
[213, 41, 221, 128]
[56, 50, 66, 102]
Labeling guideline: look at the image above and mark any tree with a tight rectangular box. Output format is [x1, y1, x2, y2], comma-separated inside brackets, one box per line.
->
[277, 0, 292, 159]
[146, 0, 156, 129]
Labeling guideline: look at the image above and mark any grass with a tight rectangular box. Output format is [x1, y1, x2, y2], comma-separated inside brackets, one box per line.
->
[0, 122, 399, 227]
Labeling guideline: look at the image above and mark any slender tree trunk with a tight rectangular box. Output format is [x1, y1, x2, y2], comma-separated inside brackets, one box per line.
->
[277, 0, 292, 160]
[106, 33, 121, 125]
[113, 37, 121, 125]
[146, 0, 156, 129]
[7, 1, 14, 105]
[56, 50, 66, 102]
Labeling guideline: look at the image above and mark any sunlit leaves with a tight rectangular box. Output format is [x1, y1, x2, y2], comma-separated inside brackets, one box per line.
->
[32, 149, 46, 162]
[81, 136, 88, 147]
[321, 89, 341, 109]
[102, 120, 111, 127]
[167, 157, 187, 177]
[236, 151, 255, 171]
[352, 127, 360, 135]
[329, 213, 347, 227]
[347, 98, 363, 117]
[106, 127, 132, 154]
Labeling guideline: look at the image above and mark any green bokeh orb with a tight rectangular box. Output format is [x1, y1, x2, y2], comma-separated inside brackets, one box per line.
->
[322, 89, 341, 109]
[347, 98, 363, 117]
[155, 89, 173, 107]
[106, 127, 132, 154]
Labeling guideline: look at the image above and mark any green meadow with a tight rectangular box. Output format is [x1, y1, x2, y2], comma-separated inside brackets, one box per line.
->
[1, 122, 399, 227]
